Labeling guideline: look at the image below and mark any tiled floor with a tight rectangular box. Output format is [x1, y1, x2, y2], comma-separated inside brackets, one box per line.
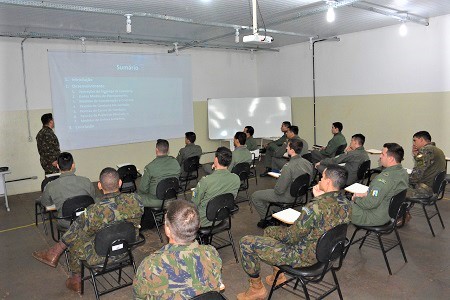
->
[1, 164, 449, 299]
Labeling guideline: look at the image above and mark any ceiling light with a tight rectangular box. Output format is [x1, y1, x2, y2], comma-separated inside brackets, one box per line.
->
[125, 14, 132, 34]
[326, 0, 336, 23]
[173, 42, 179, 55]
[235, 28, 240, 43]
[399, 22, 407, 36]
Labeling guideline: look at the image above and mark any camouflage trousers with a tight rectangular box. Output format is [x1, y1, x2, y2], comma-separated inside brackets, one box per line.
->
[239, 235, 306, 277]
[407, 184, 433, 199]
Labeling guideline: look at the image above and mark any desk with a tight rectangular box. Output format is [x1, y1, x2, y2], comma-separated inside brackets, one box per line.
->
[0, 170, 11, 211]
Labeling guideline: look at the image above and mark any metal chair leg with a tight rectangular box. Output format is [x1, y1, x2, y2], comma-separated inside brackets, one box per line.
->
[434, 202, 445, 229]
[152, 212, 164, 243]
[227, 230, 239, 263]
[377, 234, 392, 275]
[332, 269, 344, 300]
[394, 228, 407, 263]
[422, 204, 436, 237]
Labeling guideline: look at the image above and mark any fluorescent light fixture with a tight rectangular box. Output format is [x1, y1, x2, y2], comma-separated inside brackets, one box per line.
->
[399, 23, 407, 36]
[326, 0, 336, 23]
[124, 14, 132, 33]
[235, 28, 240, 43]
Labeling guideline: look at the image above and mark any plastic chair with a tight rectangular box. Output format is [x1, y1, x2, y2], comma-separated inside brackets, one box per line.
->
[197, 193, 239, 263]
[35, 175, 60, 234]
[249, 149, 261, 185]
[356, 160, 371, 184]
[268, 223, 348, 300]
[335, 144, 347, 156]
[407, 171, 446, 237]
[117, 164, 139, 193]
[231, 162, 251, 202]
[80, 221, 145, 300]
[179, 156, 200, 192]
[263, 173, 311, 221]
[191, 291, 227, 299]
[346, 189, 408, 275]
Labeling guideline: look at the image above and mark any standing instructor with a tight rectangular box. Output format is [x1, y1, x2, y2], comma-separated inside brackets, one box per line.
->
[36, 113, 60, 174]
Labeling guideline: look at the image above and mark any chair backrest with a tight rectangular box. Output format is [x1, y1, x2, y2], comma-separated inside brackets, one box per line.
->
[357, 160, 371, 181]
[316, 223, 348, 263]
[117, 164, 139, 181]
[301, 153, 313, 164]
[205, 193, 235, 222]
[335, 144, 347, 156]
[250, 149, 260, 160]
[183, 156, 200, 173]
[290, 173, 310, 199]
[388, 189, 407, 219]
[432, 171, 447, 195]
[94, 221, 136, 256]
[231, 162, 251, 180]
[156, 177, 179, 200]
[61, 194, 95, 220]
[41, 175, 59, 192]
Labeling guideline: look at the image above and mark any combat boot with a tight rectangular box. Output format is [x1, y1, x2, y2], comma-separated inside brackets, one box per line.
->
[66, 274, 82, 293]
[32, 241, 67, 268]
[237, 277, 267, 300]
[265, 267, 287, 286]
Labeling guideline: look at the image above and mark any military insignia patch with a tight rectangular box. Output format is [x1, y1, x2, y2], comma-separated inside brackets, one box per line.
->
[378, 178, 387, 184]
[371, 189, 379, 197]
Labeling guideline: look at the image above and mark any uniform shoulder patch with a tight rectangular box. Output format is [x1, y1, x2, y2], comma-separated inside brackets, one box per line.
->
[371, 189, 379, 197]
[377, 178, 387, 184]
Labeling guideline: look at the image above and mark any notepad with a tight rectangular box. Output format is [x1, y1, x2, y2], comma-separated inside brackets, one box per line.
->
[405, 168, 412, 174]
[272, 208, 301, 224]
[45, 173, 61, 178]
[268, 171, 281, 178]
[366, 149, 382, 154]
[46, 204, 56, 211]
[116, 163, 132, 168]
[345, 183, 369, 194]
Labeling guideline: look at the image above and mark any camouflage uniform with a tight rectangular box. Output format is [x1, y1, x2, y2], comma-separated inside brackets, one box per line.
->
[138, 155, 181, 207]
[39, 171, 96, 228]
[318, 146, 370, 185]
[192, 169, 240, 227]
[36, 126, 60, 174]
[311, 132, 346, 163]
[240, 192, 351, 277]
[61, 192, 143, 273]
[407, 143, 446, 198]
[176, 143, 203, 168]
[246, 136, 259, 151]
[251, 155, 314, 219]
[271, 136, 309, 171]
[264, 134, 287, 168]
[133, 241, 223, 300]
[352, 164, 408, 226]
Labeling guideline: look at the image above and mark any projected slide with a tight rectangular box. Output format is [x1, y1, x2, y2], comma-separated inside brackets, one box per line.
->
[48, 51, 193, 150]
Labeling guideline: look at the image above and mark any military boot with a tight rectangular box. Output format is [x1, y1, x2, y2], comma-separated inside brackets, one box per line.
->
[66, 274, 82, 293]
[265, 267, 287, 286]
[237, 277, 267, 300]
[32, 241, 67, 268]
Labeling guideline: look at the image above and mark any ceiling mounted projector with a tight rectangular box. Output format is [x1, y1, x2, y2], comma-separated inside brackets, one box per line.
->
[243, 33, 273, 44]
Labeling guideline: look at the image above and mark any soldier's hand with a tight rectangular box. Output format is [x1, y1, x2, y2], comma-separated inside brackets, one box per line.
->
[312, 184, 324, 197]
[51, 160, 58, 167]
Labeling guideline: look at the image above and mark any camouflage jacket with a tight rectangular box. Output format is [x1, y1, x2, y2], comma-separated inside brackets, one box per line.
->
[264, 191, 351, 267]
[133, 241, 223, 300]
[409, 143, 446, 189]
[36, 126, 60, 173]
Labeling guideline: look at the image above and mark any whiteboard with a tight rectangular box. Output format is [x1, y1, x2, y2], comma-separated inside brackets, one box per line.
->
[207, 97, 292, 139]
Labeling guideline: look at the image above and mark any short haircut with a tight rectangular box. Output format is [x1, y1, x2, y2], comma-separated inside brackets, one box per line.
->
[288, 139, 304, 154]
[324, 165, 348, 190]
[156, 139, 169, 154]
[282, 121, 291, 127]
[413, 131, 431, 142]
[185, 132, 196, 143]
[333, 122, 343, 132]
[244, 126, 254, 136]
[352, 134, 365, 146]
[288, 125, 299, 135]
[57, 152, 73, 172]
[215, 146, 233, 167]
[383, 143, 404, 163]
[99, 167, 120, 191]
[234, 131, 247, 145]
[41, 113, 53, 126]
[165, 200, 200, 243]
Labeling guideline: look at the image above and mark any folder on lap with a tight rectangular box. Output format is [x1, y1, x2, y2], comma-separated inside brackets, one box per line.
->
[345, 183, 369, 194]
[272, 208, 301, 224]
[268, 171, 281, 178]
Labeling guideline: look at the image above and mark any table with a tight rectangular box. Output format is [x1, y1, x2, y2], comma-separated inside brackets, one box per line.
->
[0, 170, 11, 211]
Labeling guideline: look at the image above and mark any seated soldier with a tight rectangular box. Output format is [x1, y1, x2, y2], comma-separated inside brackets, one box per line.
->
[138, 139, 181, 207]
[192, 147, 241, 227]
[315, 133, 370, 186]
[311, 122, 347, 163]
[32, 168, 143, 293]
[244, 126, 259, 151]
[203, 132, 252, 174]
[237, 165, 351, 300]
[260, 121, 290, 176]
[133, 200, 223, 299]
[251, 139, 313, 228]
[351, 143, 408, 226]
[176, 131, 203, 169]
[39, 152, 96, 229]
[270, 125, 309, 172]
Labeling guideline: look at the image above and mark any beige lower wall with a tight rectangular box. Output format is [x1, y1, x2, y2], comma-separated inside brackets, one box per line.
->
[2, 92, 449, 195]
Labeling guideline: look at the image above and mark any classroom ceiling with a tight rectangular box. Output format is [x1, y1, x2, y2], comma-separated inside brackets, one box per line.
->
[0, 0, 449, 52]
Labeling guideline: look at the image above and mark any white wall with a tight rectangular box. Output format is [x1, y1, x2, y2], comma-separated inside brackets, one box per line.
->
[0, 38, 257, 195]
